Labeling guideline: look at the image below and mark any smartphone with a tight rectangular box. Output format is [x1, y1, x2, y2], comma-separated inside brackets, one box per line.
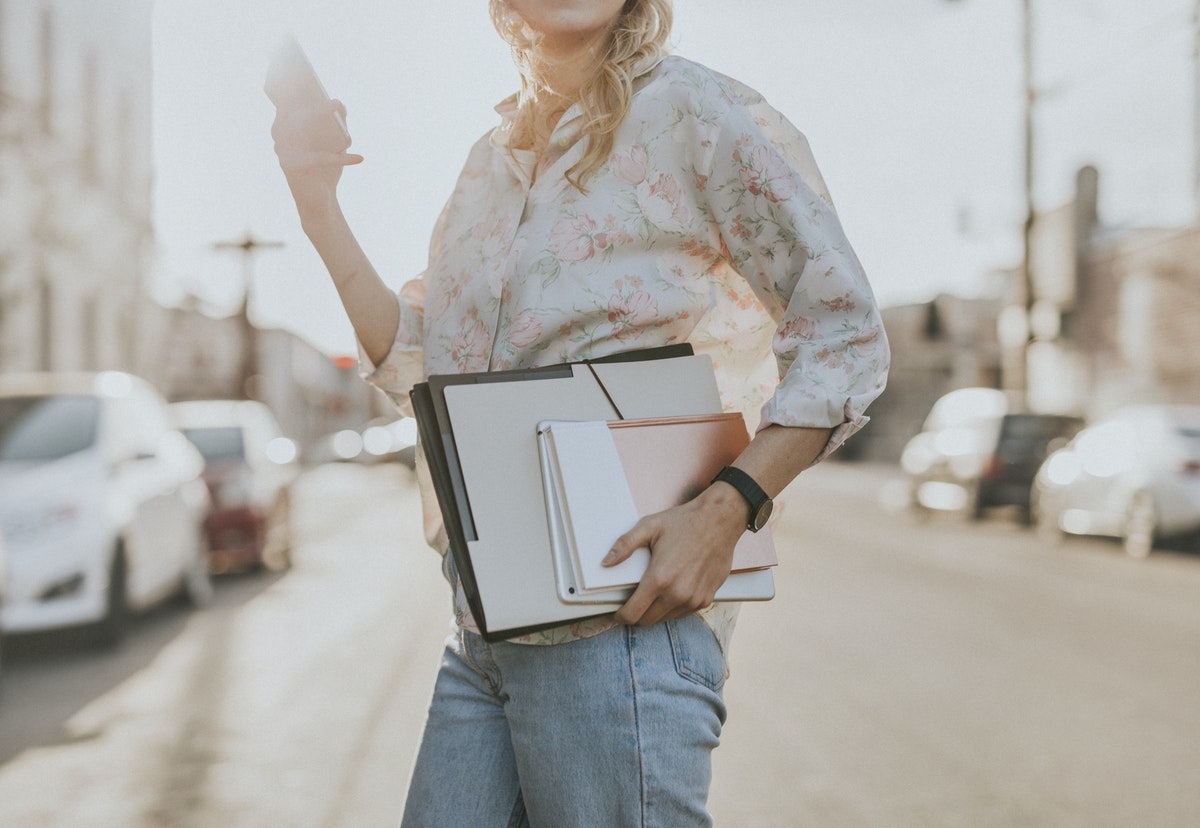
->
[265, 34, 352, 152]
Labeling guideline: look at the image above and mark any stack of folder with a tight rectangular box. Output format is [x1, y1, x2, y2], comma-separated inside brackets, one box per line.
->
[411, 345, 776, 642]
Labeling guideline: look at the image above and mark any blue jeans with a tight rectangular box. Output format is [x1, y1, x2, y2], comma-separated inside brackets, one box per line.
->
[401, 615, 728, 827]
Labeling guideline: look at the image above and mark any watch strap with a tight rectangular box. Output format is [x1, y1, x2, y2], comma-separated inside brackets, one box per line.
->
[711, 466, 772, 531]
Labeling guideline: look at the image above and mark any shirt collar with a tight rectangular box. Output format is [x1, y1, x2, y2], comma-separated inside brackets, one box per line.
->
[491, 53, 668, 149]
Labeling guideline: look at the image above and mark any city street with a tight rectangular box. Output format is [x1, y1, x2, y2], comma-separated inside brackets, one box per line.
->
[0, 460, 1197, 827]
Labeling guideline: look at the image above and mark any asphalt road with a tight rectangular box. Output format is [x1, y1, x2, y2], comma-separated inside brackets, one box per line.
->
[0, 461, 1197, 827]
[710, 464, 1200, 828]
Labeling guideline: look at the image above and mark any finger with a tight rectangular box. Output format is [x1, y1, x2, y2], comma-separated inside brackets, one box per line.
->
[275, 147, 363, 171]
[602, 519, 656, 567]
[621, 593, 695, 628]
[614, 561, 689, 626]
[613, 580, 658, 626]
[621, 569, 720, 626]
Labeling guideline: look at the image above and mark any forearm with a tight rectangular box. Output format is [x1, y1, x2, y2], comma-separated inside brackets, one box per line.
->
[302, 207, 400, 365]
[269, 94, 396, 364]
[733, 423, 831, 496]
[699, 423, 833, 528]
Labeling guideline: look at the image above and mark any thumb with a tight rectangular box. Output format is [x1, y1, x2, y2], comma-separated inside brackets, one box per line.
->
[601, 518, 656, 567]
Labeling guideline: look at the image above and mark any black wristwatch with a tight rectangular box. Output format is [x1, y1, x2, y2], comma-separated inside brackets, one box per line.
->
[711, 466, 773, 533]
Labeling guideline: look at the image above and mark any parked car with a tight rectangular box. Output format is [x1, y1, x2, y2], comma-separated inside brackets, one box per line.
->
[0, 371, 212, 645]
[900, 387, 1083, 523]
[0, 529, 7, 679]
[1032, 404, 1200, 557]
[170, 399, 300, 572]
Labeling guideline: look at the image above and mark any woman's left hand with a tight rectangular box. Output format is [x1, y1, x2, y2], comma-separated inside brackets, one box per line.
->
[605, 483, 750, 627]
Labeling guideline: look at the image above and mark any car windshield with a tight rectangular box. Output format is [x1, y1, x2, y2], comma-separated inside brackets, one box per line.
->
[0, 395, 100, 462]
[1175, 426, 1200, 457]
[1000, 414, 1081, 440]
[995, 415, 1082, 460]
[181, 426, 245, 461]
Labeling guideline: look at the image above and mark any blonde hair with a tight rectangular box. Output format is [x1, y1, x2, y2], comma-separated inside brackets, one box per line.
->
[490, 0, 673, 191]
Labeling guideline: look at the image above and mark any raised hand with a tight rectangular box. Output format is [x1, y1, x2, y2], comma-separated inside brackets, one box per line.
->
[270, 98, 363, 228]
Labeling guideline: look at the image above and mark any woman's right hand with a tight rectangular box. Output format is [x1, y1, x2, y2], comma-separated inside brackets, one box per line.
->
[270, 99, 363, 229]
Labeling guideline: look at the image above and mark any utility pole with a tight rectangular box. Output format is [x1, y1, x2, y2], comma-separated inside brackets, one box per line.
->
[1194, 0, 1200, 215]
[213, 231, 284, 399]
[944, 0, 1035, 397]
[1016, 0, 1035, 399]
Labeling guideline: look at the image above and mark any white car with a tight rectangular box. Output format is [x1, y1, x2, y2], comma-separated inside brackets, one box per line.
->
[0, 371, 212, 643]
[1033, 404, 1200, 557]
[169, 399, 300, 572]
[0, 528, 7, 677]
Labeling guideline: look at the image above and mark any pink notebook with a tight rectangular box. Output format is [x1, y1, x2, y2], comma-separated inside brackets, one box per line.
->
[539, 413, 778, 594]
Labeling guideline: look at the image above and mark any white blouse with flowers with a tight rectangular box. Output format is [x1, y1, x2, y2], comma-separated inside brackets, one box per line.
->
[362, 55, 889, 648]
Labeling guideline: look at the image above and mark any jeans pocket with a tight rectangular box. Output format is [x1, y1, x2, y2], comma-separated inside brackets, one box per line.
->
[666, 615, 727, 693]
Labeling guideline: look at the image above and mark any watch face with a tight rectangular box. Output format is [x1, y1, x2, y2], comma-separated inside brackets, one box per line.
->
[751, 499, 773, 532]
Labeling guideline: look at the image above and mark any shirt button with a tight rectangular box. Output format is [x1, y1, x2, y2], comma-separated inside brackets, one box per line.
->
[557, 136, 570, 148]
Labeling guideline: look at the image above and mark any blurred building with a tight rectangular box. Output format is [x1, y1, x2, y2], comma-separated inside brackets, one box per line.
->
[1024, 166, 1200, 417]
[846, 293, 1003, 463]
[0, 0, 156, 374]
[1059, 225, 1200, 414]
[0, 1, 383, 457]
[856, 165, 1200, 464]
[145, 302, 387, 455]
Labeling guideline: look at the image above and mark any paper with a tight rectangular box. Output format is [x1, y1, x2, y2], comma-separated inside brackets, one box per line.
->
[541, 413, 778, 594]
[545, 421, 649, 590]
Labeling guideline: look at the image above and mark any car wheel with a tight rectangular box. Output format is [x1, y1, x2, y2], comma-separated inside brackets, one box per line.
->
[905, 487, 931, 523]
[181, 534, 214, 607]
[968, 481, 986, 521]
[1017, 504, 1034, 526]
[93, 551, 129, 647]
[1123, 492, 1157, 559]
[1034, 506, 1063, 544]
[262, 491, 293, 571]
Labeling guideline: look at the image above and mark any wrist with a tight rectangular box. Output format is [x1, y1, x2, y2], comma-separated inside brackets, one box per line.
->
[710, 466, 774, 532]
[702, 479, 754, 530]
[298, 196, 346, 238]
[300, 213, 343, 242]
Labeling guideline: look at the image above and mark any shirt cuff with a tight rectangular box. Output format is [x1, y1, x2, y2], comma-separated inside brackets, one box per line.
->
[757, 397, 871, 465]
[357, 298, 425, 417]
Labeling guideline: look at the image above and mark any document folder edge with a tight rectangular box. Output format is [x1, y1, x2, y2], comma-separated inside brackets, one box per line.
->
[410, 344, 696, 641]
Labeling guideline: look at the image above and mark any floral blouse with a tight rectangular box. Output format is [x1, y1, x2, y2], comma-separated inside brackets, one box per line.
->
[363, 55, 889, 648]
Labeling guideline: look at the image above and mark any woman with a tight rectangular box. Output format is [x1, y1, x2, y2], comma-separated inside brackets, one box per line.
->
[272, 1, 888, 824]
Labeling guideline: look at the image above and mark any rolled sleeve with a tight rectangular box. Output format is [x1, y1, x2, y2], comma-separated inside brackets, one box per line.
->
[701, 78, 889, 459]
[359, 279, 426, 417]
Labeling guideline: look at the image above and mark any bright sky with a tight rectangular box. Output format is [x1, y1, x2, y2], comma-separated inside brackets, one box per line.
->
[151, 0, 1196, 357]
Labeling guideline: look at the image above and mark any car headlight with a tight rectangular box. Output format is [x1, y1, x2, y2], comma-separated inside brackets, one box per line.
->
[1043, 452, 1081, 486]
